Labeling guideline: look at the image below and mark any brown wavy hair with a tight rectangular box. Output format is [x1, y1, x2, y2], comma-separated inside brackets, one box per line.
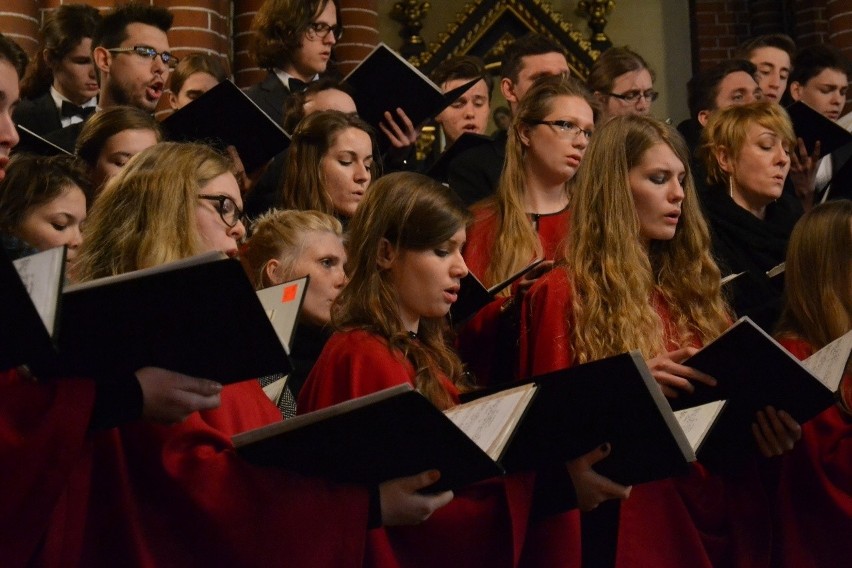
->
[565, 114, 730, 363]
[335, 172, 471, 409]
[251, 0, 341, 70]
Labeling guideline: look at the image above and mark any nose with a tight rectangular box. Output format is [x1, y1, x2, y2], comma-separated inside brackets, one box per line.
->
[0, 112, 20, 151]
[68, 225, 83, 249]
[231, 219, 247, 241]
[573, 132, 590, 151]
[776, 144, 790, 168]
[354, 161, 369, 184]
[325, 31, 337, 46]
[452, 251, 469, 278]
[333, 266, 346, 288]
[669, 177, 685, 204]
[463, 103, 475, 118]
[151, 54, 168, 76]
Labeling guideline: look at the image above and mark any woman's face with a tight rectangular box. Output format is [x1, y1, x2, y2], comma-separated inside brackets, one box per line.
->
[382, 227, 469, 333]
[723, 123, 790, 211]
[628, 142, 686, 246]
[92, 128, 159, 193]
[520, 95, 594, 186]
[169, 71, 220, 110]
[268, 230, 346, 327]
[17, 184, 87, 261]
[320, 127, 373, 218]
[51, 38, 99, 105]
[194, 172, 246, 257]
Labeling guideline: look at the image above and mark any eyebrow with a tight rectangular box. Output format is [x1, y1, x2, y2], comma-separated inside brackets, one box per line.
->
[184, 89, 205, 98]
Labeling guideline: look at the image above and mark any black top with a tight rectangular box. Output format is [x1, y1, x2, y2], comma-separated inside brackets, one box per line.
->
[702, 183, 801, 331]
[245, 71, 292, 128]
[13, 92, 62, 138]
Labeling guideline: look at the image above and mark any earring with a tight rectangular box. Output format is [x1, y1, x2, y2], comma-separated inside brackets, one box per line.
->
[728, 176, 735, 199]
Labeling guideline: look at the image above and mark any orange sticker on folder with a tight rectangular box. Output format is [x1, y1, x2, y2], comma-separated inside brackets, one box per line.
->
[281, 284, 298, 303]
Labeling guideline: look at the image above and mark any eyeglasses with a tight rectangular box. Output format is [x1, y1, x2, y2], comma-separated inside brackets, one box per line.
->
[606, 89, 659, 103]
[527, 119, 593, 141]
[198, 194, 245, 228]
[107, 46, 179, 69]
[306, 22, 343, 41]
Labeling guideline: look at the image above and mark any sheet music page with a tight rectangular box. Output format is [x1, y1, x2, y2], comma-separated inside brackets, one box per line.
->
[673, 400, 726, 452]
[803, 330, 852, 392]
[13, 247, 65, 335]
[444, 384, 535, 460]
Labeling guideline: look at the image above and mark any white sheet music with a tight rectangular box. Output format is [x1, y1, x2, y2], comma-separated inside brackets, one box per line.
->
[674, 400, 726, 452]
[13, 247, 65, 335]
[803, 330, 852, 392]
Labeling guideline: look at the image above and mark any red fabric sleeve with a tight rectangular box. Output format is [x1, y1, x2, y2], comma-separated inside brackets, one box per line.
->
[0, 371, 95, 567]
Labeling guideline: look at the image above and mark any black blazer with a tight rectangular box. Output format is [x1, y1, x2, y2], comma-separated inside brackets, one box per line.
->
[446, 129, 508, 206]
[13, 92, 62, 137]
[245, 71, 291, 127]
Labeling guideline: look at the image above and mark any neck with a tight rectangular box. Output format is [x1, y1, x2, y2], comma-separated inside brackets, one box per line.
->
[53, 83, 90, 106]
[731, 185, 769, 220]
[523, 167, 570, 214]
[281, 64, 316, 83]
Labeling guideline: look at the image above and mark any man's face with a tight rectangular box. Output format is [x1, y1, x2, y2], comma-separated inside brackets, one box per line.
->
[0, 59, 20, 181]
[749, 46, 791, 102]
[435, 77, 490, 145]
[501, 52, 569, 111]
[285, 1, 337, 82]
[790, 67, 849, 121]
[698, 70, 762, 126]
[95, 23, 171, 112]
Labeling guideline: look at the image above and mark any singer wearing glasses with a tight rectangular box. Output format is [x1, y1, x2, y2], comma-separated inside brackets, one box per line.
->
[588, 46, 658, 121]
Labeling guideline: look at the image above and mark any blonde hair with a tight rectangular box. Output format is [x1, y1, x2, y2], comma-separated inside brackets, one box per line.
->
[699, 100, 796, 186]
[481, 75, 597, 291]
[337, 172, 471, 409]
[566, 114, 730, 363]
[77, 142, 232, 280]
[242, 208, 343, 289]
[776, 201, 852, 348]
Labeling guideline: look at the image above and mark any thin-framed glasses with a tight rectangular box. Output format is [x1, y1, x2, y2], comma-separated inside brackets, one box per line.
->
[306, 22, 343, 41]
[107, 45, 179, 69]
[198, 194, 244, 228]
[606, 89, 659, 103]
[527, 119, 593, 141]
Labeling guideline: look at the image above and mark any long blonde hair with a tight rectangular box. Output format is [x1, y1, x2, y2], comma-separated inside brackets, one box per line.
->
[566, 115, 730, 363]
[776, 201, 852, 348]
[76, 143, 232, 280]
[242, 208, 343, 289]
[337, 172, 471, 409]
[482, 75, 597, 291]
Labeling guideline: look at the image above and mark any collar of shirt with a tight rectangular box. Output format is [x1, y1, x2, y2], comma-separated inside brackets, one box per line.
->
[50, 86, 97, 128]
[274, 69, 319, 91]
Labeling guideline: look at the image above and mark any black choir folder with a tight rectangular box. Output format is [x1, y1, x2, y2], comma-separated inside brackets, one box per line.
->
[426, 132, 492, 183]
[162, 79, 290, 172]
[450, 258, 545, 324]
[343, 43, 480, 149]
[786, 101, 852, 156]
[670, 317, 844, 469]
[0, 246, 65, 371]
[4, 248, 306, 383]
[234, 352, 721, 491]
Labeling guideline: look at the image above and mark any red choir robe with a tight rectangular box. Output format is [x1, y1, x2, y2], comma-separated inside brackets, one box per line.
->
[518, 267, 772, 568]
[773, 337, 852, 568]
[32, 379, 370, 567]
[458, 203, 571, 386]
[0, 370, 95, 567]
[298, 329, 538, 568]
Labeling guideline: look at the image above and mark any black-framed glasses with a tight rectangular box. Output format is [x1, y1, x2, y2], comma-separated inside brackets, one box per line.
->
[198, 194, 244, 228]
[107, 45, 179, 69]
[527, 119, 593, 141]
[606, 89, 659, 103]
[306, 21, 342, 41]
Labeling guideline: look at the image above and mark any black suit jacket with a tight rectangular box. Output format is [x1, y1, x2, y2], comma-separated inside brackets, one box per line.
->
[245, 72, 291, 127]
[826, 142, 852, 201]
[44, 122, 85, 154]
[446, 129, 508, 206]
[13, 92, 62, 137]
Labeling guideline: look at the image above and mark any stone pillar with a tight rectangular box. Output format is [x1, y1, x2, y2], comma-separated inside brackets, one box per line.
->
[2, 0, 41, 58]
[233, 0, 264, 87]
[793, 0, 830, 48]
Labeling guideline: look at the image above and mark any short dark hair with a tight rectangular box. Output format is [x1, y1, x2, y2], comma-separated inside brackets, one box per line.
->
[686, 59, 758, 120]
[430, 55, 494, 97]
[735, 34, 796, 62]
[501, 34, 567, 83]
[251, 0, 342, 70]
[790, 44, 852, 87]
[587, 45, 655, 94]
[0, 154, 93, 235]
[0, 33, 28, 79]
[93, 3, 173, 50]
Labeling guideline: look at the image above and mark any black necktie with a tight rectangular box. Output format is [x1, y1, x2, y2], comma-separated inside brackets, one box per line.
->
[288, 78, 308, 93]
[60, 100, 96, 120]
